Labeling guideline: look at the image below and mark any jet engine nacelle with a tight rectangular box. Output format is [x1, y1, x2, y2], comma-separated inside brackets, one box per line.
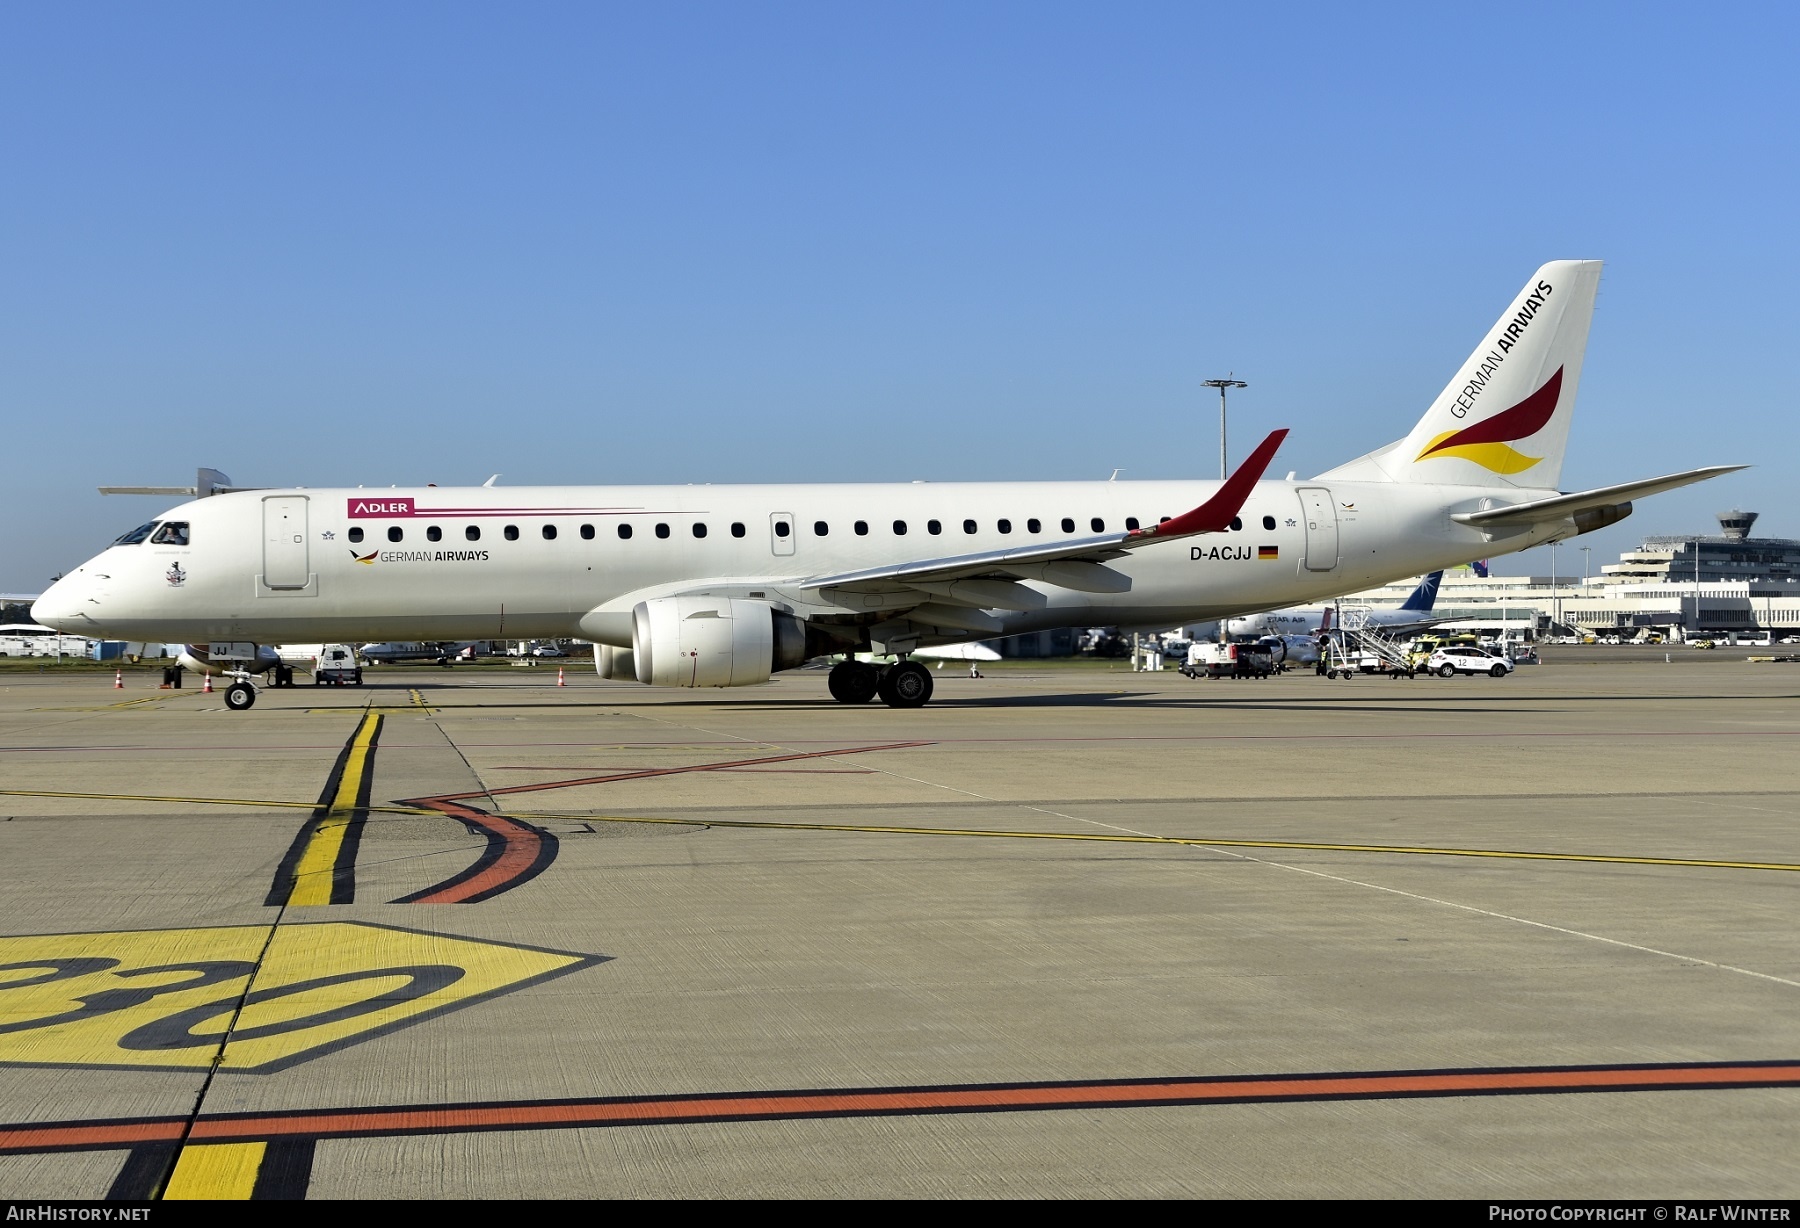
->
[631, 597, 808, 688]
[178, 642, 281, 675]
[593, 644, 638, 680]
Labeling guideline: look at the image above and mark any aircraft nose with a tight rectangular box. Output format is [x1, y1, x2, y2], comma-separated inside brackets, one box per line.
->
[31, 578, 78, 629]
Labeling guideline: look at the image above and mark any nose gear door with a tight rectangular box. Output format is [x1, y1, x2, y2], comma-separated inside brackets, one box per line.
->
[262, 496, 311, 589]
[1295, 487, 1339, 572]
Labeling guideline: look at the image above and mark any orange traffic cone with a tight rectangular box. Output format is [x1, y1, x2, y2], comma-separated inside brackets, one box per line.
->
[114, 670, 124, 689]
[202, 673, 213, 693]
[557, 667, 566, 687]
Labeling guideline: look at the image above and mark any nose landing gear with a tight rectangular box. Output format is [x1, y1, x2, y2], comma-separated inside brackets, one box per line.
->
[219, 666, 260, 710]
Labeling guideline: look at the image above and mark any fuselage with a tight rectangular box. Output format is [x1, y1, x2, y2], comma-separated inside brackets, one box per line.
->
[32, 477, 1561, 649]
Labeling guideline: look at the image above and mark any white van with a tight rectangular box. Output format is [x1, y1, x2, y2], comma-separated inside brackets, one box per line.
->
[314, 644, 363, 686]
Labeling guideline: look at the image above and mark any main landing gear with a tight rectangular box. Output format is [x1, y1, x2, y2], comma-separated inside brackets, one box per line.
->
[828, 658, 934, 708]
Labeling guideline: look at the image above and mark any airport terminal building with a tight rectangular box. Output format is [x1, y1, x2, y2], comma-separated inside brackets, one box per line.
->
[1347, 511, 1800, 639]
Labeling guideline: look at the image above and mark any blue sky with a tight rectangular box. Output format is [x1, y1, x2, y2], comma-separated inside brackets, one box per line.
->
[4, 3, 1795, 592]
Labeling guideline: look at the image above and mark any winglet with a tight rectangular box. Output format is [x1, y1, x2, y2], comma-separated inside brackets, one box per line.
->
[1129, 428, 1289, 541]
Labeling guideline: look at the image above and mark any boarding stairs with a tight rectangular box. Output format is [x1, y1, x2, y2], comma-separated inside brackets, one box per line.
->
[1323, 605, 1416, 678]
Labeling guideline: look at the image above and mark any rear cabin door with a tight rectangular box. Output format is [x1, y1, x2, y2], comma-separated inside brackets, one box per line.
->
[262, 496, 311, 589]
[770, 512, 795, 556]
[1295, 487, 1339, 572]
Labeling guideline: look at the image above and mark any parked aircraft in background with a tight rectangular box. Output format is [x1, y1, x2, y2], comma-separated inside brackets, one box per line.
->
[360, 641, 483, 664]
[1224, 570, 1447, 640]
[36, 260, 1743, 710]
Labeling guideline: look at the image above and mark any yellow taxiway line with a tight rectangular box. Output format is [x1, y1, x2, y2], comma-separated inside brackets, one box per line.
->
[284, 712, 383, 906]
[4, 785, 1799, 875]
[161, 1142, 266, 1200]
[526, 811, 1800, 875]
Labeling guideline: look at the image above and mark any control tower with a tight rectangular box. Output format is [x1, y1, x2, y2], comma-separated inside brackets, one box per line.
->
[1716, 509, 1759, 541]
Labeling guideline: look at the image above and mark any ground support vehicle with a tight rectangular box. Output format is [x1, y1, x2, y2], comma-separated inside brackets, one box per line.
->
[313, 644, 363, 685]
[1180, 641, 1275, 679]
[1425, 646, 1515, 678]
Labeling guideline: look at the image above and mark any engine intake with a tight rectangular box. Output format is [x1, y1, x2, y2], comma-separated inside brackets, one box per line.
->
[632, 598, 809, 688]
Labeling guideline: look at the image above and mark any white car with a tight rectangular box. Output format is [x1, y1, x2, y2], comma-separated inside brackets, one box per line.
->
[1426, 646, 1514, 678]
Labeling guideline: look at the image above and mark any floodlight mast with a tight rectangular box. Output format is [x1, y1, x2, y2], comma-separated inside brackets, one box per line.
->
[1202, 377, 1248, 479]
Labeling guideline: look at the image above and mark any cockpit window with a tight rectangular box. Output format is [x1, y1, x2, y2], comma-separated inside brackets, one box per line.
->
[114, 522, 159, 546]
[150, 522, 190, 545]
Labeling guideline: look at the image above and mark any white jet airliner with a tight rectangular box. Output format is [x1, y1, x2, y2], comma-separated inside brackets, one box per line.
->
[1225, 570, 1446, 640]
[34, 260, 1742, 711]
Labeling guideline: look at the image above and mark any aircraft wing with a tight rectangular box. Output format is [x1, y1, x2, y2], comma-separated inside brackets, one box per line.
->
[1449, 465, 1746, 529]
[799, 430, 1289, 605]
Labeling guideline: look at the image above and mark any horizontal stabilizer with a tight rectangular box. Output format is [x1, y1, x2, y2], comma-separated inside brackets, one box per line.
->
[1450, 465, 1747, 529]
[99, 468, 251, 499]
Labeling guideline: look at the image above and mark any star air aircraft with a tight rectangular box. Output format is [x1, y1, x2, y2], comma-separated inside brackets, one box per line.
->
[35, 260, 1743, 711]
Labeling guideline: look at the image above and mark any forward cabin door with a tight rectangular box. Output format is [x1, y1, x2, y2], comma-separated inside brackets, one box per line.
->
[1296, 487, 1339, 572]
[262, 496, 311, 589]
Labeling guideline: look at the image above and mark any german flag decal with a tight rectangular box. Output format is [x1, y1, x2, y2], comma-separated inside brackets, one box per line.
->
[1258, 545, 1279, 560]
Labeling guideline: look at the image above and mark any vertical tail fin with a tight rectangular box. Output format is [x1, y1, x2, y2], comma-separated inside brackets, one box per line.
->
[1320, 260, 1603, 489]
[1397, 570, 1443, 612]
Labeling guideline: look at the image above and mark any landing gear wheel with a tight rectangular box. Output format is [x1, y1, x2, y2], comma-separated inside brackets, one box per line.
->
[224, 682, 256, 711]
[827, 660, 880, 703]
[1437, 663, 1456, 678]
[878, 660, 934, 708]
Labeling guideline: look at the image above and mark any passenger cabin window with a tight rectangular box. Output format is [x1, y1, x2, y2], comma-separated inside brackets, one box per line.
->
[466, 526, 481, 541]
[928, 520, 941, 535]
[731, 522, 746, 538]
[618, 524, 633, 539]
[348, 527, 364, 543]
[1262, 515, 1277, 530]
[1061, 518, 1075, 533]
[388, 526, 403, 543]
[774, 520, 790, 538]
[504, 525, 519, 541]
[997, 519, 1012, 534]
[892, 520, 907, 535]
[854, 521, 869, 536]
[114, 522, 159, 546]
[1125, 517, 1139, 531]
[543, 525, 557, 540]
[656, 523, 671, 539]
[1027, 519, 1041, 533]
[693, 523, 707, 538]
[814, 521, 829, 536]
[1090, 518, 1105, 533]
[1230, 517, 1242, 531]
[150, 522, 189, 545]
[963, 519, 977, 534]
[580, 524, 595, 540]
